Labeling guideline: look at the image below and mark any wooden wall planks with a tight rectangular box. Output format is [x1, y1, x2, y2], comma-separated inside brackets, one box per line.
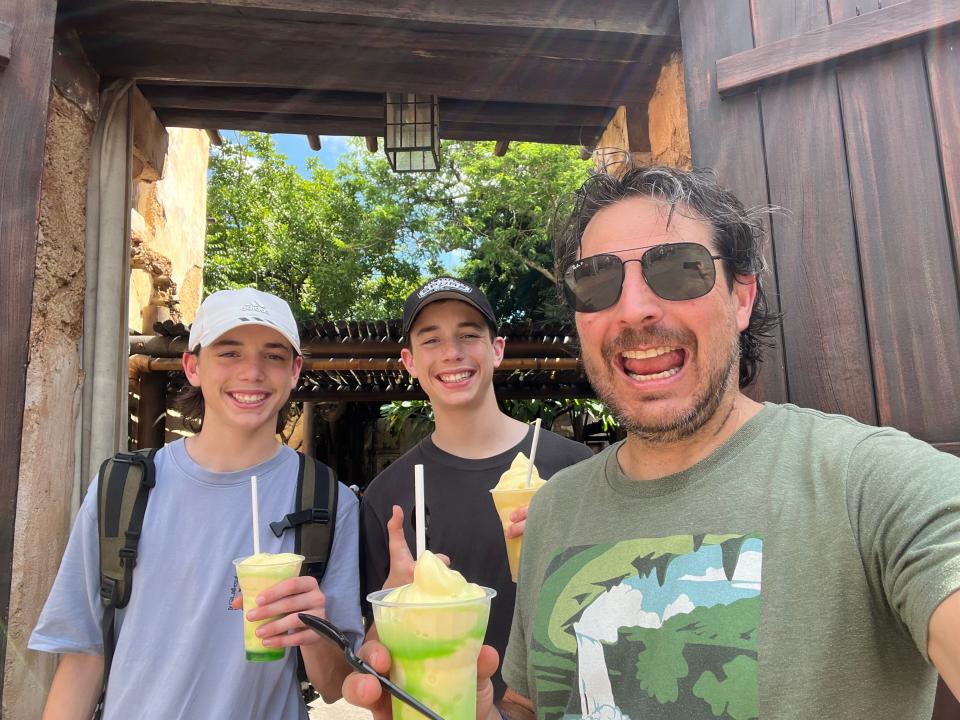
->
[835, 44, 960, 441]
[752, 1, 878, 423]
[0, 0, 59, 699]
[679, 0, 789, 403]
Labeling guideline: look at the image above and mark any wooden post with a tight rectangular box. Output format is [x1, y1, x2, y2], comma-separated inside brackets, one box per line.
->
[301, 401, 315, 457]
[136, 372, 167, 449]
[0, 0, 59, 703]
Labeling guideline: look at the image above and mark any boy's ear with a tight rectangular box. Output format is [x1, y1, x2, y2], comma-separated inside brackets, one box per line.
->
[290, 355, 303, 389]
[182, 351, 201, 388]
[400, 347, 417, 378]
[492, 336, 506, 368]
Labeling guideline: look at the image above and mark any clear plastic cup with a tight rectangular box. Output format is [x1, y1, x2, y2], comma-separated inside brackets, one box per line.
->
[490, 486, 539, 582]
[368, 586, 496, 720]
[233, 553, 304, 662]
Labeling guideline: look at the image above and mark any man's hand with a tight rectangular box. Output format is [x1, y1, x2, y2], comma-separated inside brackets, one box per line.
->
[382, 505, 450, 588]
[505, 506, 529, 540]
[341, 638, 500, 720]
[230, 574, 327, 648]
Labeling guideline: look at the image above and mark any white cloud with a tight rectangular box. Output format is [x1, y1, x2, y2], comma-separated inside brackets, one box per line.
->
[662, 594, 695, 622]
[732, 550, 762, 585]
[679, 566, 729, 582]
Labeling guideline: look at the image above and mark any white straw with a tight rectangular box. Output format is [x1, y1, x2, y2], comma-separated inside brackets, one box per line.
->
[414, 464, 426, 559]
[250, 475, 261, 556]
[526, 419, 542, 488]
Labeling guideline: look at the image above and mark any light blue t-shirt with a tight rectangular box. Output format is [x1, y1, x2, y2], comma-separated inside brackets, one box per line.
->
[30, 440, 364, 720]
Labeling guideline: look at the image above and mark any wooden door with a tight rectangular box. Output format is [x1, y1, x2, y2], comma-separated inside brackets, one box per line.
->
[679, 0, 960, 716]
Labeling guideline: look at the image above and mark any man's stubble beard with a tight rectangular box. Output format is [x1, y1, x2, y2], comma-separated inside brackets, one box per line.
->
[583, 323, 741, 445]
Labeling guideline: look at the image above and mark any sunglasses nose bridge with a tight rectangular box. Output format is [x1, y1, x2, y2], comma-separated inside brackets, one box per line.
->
[615, 258, 667, 319]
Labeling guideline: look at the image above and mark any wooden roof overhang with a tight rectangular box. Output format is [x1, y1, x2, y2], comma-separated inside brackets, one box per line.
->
[131, 319, 595, 402]
[58, 0, 681, 147]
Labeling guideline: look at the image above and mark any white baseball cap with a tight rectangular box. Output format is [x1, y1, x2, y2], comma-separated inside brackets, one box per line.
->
[188, 288, 301, 355]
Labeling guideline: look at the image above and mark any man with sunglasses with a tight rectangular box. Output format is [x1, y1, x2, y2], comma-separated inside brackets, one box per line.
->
[342, 166, 960, 720]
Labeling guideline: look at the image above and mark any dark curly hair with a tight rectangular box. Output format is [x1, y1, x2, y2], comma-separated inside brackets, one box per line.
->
[556, 163, 781, 388]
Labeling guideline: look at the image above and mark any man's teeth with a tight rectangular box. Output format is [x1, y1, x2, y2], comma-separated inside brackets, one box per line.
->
[622, 346, 680, 359]
[232, 393, 266, 404]
[627, 367, 681, 382]
[439, 371, 472, 383]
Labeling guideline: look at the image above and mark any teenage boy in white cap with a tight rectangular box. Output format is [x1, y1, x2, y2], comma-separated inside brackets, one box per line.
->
[31, 288, 363, 720]
[360, 277, 593, 701]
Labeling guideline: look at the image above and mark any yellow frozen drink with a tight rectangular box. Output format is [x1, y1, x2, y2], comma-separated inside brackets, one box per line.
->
[368, 551, 495, 720]
[490, 451, 545, 582]
[233, 552, 304, 662]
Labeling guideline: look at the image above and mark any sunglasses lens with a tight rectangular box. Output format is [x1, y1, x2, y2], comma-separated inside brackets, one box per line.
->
[564, 254, 623, 312]
[643, 243, 717, 301]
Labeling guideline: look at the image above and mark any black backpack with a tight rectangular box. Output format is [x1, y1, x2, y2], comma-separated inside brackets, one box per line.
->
[93, 448, 338, 717]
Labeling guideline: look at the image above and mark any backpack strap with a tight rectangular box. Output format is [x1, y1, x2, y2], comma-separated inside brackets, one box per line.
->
[269, 453, 338, 583]
[95, 447, 158, 719]
[268, 452, 339, 706]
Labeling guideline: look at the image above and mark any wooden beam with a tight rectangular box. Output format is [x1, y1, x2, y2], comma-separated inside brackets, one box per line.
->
[134, 0, 681, 37]
[205, 128, 223, 146]
[717, 0, 960, 97]
[134, 357, 582, 372]
[138, 85, 616, 127]
[0, 0, 59, 700]
[66, 7, 670, 106]
[306, 133, 321, 151]
[156, 109, 604, 145]
[93, 44, 658, 106]
[0, 22, 12, 69]
[365, 135, 377, 153]
[494, 139, 510, 156]
[68, 5, 677, 65]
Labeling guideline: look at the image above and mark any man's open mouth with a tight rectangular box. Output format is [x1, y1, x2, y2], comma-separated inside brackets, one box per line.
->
[620, 346, 686, 382]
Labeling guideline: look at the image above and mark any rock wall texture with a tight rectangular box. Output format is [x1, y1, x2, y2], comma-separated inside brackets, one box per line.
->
[649, 52, 691, 169]
[129, 127, 209, 332]
[4, 83, 95, 720]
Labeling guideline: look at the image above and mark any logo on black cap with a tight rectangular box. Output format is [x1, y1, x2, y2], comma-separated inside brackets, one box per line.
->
[417, 278, 474, 299]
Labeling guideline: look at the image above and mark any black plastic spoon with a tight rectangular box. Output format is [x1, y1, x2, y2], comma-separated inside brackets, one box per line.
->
[298, 613, 445, 720]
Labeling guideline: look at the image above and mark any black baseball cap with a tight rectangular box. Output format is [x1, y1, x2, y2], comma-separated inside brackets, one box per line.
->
[401, 277, 498, 338]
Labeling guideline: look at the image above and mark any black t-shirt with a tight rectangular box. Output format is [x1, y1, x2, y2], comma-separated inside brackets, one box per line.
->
[360, 425, 593, 701]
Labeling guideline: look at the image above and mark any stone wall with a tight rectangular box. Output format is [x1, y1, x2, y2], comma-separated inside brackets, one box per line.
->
[594, 51, 691, 173]
[129, 125, 209, 332]
[3, 74, 97, 718]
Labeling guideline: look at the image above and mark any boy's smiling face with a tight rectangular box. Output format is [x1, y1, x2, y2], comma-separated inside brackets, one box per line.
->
[183, 324, 302, 437]
[401, 299, 503, 412]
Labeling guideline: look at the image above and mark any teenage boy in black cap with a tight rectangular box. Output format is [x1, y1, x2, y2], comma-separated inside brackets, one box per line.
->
[360, 277, 592, 701]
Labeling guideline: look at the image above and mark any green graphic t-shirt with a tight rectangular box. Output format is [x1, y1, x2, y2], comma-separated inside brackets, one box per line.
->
[502, 404, 960, 720]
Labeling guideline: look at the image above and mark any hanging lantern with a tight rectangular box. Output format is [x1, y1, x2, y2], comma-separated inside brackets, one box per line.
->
[384, 93, 440, 172]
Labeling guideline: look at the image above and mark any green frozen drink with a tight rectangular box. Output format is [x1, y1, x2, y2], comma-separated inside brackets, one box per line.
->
[368, 551, 495, 720]
[233, 552, 304, 662]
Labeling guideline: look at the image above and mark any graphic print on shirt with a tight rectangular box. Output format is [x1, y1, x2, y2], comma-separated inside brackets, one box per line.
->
[530, 534, 761, 720]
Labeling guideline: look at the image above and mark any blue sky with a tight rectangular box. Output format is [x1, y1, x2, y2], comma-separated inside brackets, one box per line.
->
[221, 131, 352, 173]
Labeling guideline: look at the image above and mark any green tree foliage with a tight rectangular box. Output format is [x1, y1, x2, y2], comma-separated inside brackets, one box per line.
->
[335, 139, 592, 322]
[206, 132, 426, 319]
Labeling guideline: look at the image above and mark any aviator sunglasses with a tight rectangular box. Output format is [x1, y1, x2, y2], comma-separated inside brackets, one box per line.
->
[562, 241, 730, 312]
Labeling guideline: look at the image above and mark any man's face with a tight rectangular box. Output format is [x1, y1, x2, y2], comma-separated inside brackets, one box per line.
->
[400, 300, 503, 412]
[574, 196, 756, 442]
[182, 324, 302, 436]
